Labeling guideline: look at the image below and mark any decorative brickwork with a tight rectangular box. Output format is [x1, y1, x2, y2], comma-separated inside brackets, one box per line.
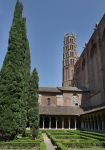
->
[62, 33, 78, 86]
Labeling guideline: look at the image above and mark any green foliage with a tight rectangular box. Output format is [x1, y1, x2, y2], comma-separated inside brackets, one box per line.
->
[46, 130, 105, 149]
[0, 141, 40, 149]
[56, 142, 67, 150]
[28, 68, 39, 139]
[0, 132, 44, 149]
[0, 0, 30, 140]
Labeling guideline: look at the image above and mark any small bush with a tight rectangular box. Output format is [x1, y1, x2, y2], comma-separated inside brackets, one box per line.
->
[0, 141, 40, 149]
[56, 142, 67, 150]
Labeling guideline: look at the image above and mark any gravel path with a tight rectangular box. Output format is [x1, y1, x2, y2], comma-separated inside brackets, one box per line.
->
[42, 133, 56, 150]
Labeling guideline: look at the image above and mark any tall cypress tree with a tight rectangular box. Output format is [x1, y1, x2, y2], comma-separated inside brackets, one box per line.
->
[0, 0, 30, 140]
[28, 69, 39, 139]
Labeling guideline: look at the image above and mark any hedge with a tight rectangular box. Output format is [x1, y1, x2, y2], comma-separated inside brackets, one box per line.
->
[63, 140, 105, 148]
[54, 135, 80, 139]
[74, 132, 105, 141]
[56, 142, 67, 150]
[81, 130, 105, 137]
[46, 130, 105, 149]
[0, 141, 40, 149]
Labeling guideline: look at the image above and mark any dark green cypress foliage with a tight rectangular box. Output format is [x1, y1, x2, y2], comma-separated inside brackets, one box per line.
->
[20, 17, 31, 133]
[28, 69, 39, 139]
[0, 0, 30, 140]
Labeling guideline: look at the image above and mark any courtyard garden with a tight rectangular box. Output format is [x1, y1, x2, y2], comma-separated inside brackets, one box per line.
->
[0, 129, 46, 150]
[1, 129, 105, 150]
[43, 130, 105, 150]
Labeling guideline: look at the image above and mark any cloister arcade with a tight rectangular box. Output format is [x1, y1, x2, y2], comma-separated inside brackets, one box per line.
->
[81, 109, 105, 132]
[40, 115, 80, 129]
[39, 108, 105, 132]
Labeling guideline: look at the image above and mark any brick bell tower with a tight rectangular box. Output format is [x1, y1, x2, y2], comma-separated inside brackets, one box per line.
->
[62, 33, 78, 87]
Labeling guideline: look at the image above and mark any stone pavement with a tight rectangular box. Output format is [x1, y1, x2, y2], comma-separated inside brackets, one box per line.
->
[42, 133, 56, 150]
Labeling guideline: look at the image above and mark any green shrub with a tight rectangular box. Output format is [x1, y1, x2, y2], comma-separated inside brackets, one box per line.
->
[0, 141, 40, 149]
[82, 130, 105, 138]
[46, 130, 105, 149]
[54, 135, 80, 139]
[56, 142, 67, 150]
[22, 128, 31, 137]
[63, 140, 105, 148]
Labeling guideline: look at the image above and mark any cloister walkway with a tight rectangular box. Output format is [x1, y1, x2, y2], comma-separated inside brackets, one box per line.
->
[42, 133, 55, 150]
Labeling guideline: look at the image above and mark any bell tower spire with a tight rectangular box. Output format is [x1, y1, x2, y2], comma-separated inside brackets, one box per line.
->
[62, 33, 78, 87]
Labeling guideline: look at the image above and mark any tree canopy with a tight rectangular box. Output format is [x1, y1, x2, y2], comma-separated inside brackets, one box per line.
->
[0, 0, 32, 140]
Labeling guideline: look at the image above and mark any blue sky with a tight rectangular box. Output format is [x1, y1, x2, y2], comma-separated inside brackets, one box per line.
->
[0, 0, 105, 87]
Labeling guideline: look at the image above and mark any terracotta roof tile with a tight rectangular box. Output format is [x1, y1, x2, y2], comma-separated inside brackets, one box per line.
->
[81, 105, 105, 115]
[39, 106, 84, 116]
[39, 87, 61, 93]
[39, 86, 89, 93]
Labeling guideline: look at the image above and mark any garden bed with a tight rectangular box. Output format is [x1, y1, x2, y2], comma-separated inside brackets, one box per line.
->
[45, 130, 105, 150]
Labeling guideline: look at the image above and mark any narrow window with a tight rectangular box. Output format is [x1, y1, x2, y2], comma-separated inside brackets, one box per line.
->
[47, 98, 51, 106]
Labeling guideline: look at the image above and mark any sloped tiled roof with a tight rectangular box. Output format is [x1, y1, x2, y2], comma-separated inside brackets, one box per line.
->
[39, 87, 61, 93]
[81, 105, 105, 115]
[39, 106, 84, 116]
[39, 86, 88, 93]
[58, 86, 84, 92]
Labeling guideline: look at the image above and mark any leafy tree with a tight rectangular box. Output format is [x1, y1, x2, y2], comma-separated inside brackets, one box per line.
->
[0, 0, 30, 140]
[28, 69, 39, 139]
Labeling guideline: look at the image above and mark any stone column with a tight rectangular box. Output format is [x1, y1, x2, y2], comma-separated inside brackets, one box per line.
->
[93, 119, 96, 131]
[81, 121, 82, 129]
[88, 120, 90, 130]
[95, 119, 98, 131]
[90, 118, 92, 130]
[102, 119, 104, 131]
[62, 118, 64, 129]
[69, 118, 71, 129]
[87, 120, 89, 129]
[91, 118, 94, 130]
[92, 119, 94, 130]
[49, 117, 51, 129]
[82, 121, 84, 129]
[84, 122, 85, 129]
[81, 120, 84, 129]
[97, 118, 100, 131]
[43, 117, 45, 129]
[86, 119, 88, 130]
[75, 118, 77, 130]
[89, 117, 91, 130]
[56, 117, 58, 129]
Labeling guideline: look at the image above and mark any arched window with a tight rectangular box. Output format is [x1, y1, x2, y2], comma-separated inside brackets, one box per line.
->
[71, 93, 79, 107]
[47, 98, 51, 106]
